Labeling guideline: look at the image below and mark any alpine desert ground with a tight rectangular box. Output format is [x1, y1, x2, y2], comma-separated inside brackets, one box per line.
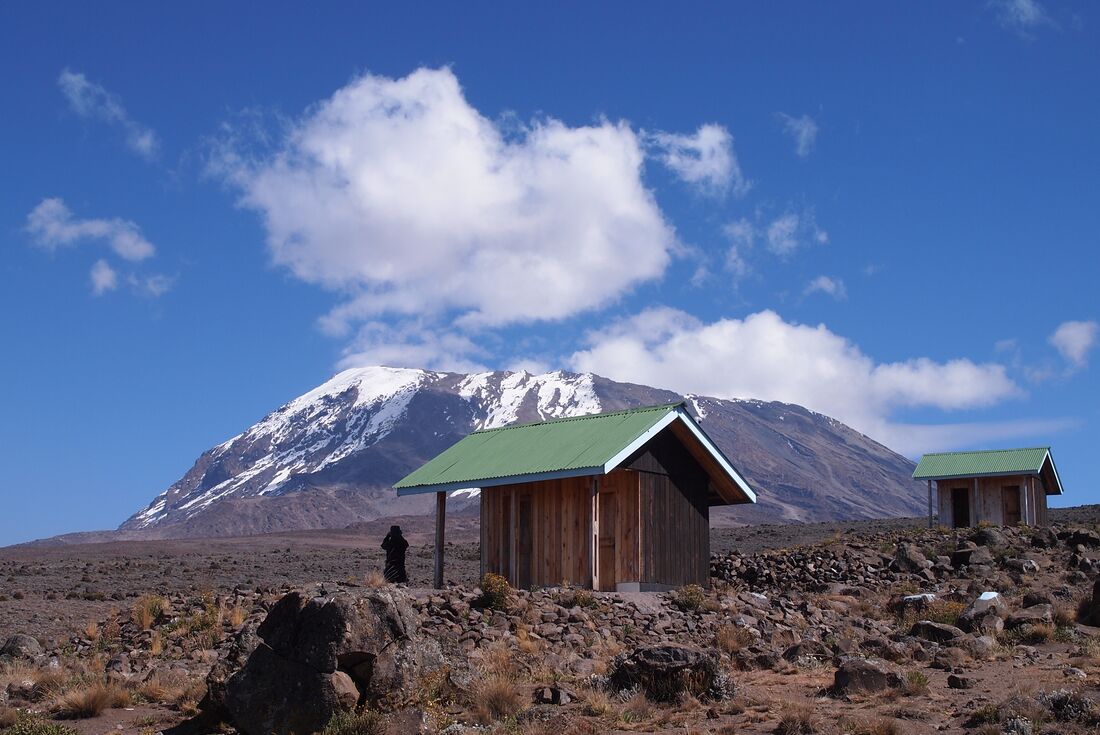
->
[3, 508, 1100, 734]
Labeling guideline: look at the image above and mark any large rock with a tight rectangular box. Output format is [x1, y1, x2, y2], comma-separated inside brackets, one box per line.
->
[952, 545, 994, 568]
[958, 592, 1008, 634]
[608, 645, 720, 702]
[1006, 604, 1054, 629]
[891, 543, 931, 573]
[910, 621, 964, 643]
[0, 635, 42, 659]
[832, 657, 902, 695]
[1061, 528, 1100, 548]
[1082, 578, 1100, 626]
[216, 588, 442, 735]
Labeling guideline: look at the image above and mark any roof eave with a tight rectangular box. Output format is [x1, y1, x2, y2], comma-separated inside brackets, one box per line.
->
[913, 469, 1043, 482]
[394, 465, 604, 496]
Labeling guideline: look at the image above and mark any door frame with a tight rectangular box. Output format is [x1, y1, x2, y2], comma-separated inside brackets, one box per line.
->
[951, 487, 971, 528]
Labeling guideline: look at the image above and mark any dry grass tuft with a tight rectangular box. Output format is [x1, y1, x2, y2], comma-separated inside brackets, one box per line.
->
[53, 683, 128, 719]
[228, 603, 248, 627]
[478, 642, 516, 678]
[149, 630, 164, 656]
[321, 709, 387, 735]
[775, 703, 819, 734]
[470, 674, 523, 723]
[902, 670, 929, 696]
[364, 570, 386, 588]
[132, 594, 166, 630]
[716, 624, 756, 654]
[581, 687, 615, 717]
[83, 621, 99, 642]
[618, 691, 652, 724]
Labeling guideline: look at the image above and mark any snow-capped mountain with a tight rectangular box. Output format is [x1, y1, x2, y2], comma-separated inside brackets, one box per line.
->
[120, 366, 924, 538]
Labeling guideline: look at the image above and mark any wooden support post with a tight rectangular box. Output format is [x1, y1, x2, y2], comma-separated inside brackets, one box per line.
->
[927, 480, 933, 528]
[972, 477, 979, 527]
[434, 491, 446, 589]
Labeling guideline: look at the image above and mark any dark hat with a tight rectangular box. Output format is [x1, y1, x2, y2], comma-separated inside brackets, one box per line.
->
[389, 525, 402, 533]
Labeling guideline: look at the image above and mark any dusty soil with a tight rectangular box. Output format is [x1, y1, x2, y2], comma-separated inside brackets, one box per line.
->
[2, 506, 1099, 734]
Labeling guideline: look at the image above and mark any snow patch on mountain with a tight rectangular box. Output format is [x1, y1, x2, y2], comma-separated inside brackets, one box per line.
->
[459, 370, 601, 429]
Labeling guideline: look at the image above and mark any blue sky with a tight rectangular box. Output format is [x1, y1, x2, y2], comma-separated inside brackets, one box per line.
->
[1, 2, 1097, 545]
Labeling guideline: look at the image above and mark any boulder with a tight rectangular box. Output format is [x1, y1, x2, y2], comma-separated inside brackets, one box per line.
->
[608, 645, 720, 702]
[1004, 558, 1040, 574]
[970, 527, 1006, 548]
[832, 657, 902, 695]
[1030, 527, 1058, 548]
[782, 639, 830, 663]
[1061, 528, 1100, 548]
[910, 620, 964, 643]
[952, 546, 994, 568]
[1081, 578, 1100, 626]
[217, 588, 442, 735]
[0, 635, 42, 659]
[892, 543, 931, 573]
[1006, 604, 1054, 629]
[947, 674, 974, 689]
[958, 592, 1008, 634]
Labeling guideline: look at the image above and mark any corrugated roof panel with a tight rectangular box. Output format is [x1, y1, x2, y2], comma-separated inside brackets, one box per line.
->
[912, 447, 1050, 480]
[394, 403, 679, 490]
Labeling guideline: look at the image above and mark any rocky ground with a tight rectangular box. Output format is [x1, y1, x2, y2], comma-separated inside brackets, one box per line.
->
[2, 506, 1100, 734]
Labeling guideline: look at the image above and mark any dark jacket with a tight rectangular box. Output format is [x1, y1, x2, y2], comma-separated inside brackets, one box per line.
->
[381, 527, 409, 583]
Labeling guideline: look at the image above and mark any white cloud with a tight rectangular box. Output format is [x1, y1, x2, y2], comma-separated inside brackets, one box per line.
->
[336, 321, 488, 374]
[777, 113, 818, 157]
[213, 67, 678, 333]
[26, 198, 155, 261]
[569, 308, 1024, 455]
[89, 259, 118, 295]
[1049, 320, 1098, 370]
[723, 218, 755, 281]
[128, 273, 174, 297]
[765, 209, 828, 256]
[649, 124, 750, 196]
[58, 69, 159, 160]
[805, 275, 847, 300]
[992, 0, 1056, 35]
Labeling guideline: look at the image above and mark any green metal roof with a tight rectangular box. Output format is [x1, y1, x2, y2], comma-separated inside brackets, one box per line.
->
[912, 447, 1063, 494]
[393, 402, 757, 503]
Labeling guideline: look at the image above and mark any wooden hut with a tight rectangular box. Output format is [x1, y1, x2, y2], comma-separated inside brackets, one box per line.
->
[913, 447, 1064, 528]
[394, 403, 757, 591]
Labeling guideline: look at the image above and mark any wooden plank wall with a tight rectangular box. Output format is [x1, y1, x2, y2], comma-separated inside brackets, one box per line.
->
[936, 474, 1046, 527]
[481, 476, 592, 588]
[598, 469, 641, 589]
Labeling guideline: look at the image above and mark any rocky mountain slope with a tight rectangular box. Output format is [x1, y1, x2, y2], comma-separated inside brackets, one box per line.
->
[119, 366, 924, 539]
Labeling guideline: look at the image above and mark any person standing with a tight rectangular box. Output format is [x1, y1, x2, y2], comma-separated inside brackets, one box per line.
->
[381, 525, 409, 583]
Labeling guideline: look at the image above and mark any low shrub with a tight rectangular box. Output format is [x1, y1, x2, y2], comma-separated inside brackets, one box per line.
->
[321, 709, 387, 735]
[902, 670, 929, 696]
[1, 714, 78, 735]
[476, 573, 512, 611]
[671, 584, 707, 613]
[54, 683, 117, 719]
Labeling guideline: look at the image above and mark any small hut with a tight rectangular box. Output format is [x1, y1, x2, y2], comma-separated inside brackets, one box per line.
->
[913, 447, 1064, 528]
[394, 403, 756, 591]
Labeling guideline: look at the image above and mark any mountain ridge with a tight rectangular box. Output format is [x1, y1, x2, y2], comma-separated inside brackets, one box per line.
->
[117, 366, 925, 539]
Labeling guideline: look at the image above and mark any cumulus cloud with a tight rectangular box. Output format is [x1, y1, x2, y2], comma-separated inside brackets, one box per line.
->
[648, 124, 750, 196]
[58, 69, 159, 159]
[1050, 320, 1098, 370]
[765, 209, 828, 256]
[26, 198, 155, 261]
[89, 259, 118, 295]
[213, 67, 679, 333]
[777, 113, 818, 157]
[569, 308, 1024, 454]
[804, 275, 847, 300]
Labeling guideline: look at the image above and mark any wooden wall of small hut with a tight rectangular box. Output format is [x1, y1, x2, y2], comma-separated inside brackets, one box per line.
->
[936, 474, 1049, 528]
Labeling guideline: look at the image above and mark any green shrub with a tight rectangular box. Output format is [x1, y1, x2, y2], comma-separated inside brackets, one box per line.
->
[671, 584, 707, 612]
[476, 573, 511, 611]
[3, 714, 79, 735]
[322, 709, 386, 735]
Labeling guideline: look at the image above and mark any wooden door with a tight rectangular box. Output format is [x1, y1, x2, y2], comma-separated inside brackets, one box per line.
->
[1002, 486, 1021, 526]
[597, 491, 617, 591]
[951, 487, 970, 528]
